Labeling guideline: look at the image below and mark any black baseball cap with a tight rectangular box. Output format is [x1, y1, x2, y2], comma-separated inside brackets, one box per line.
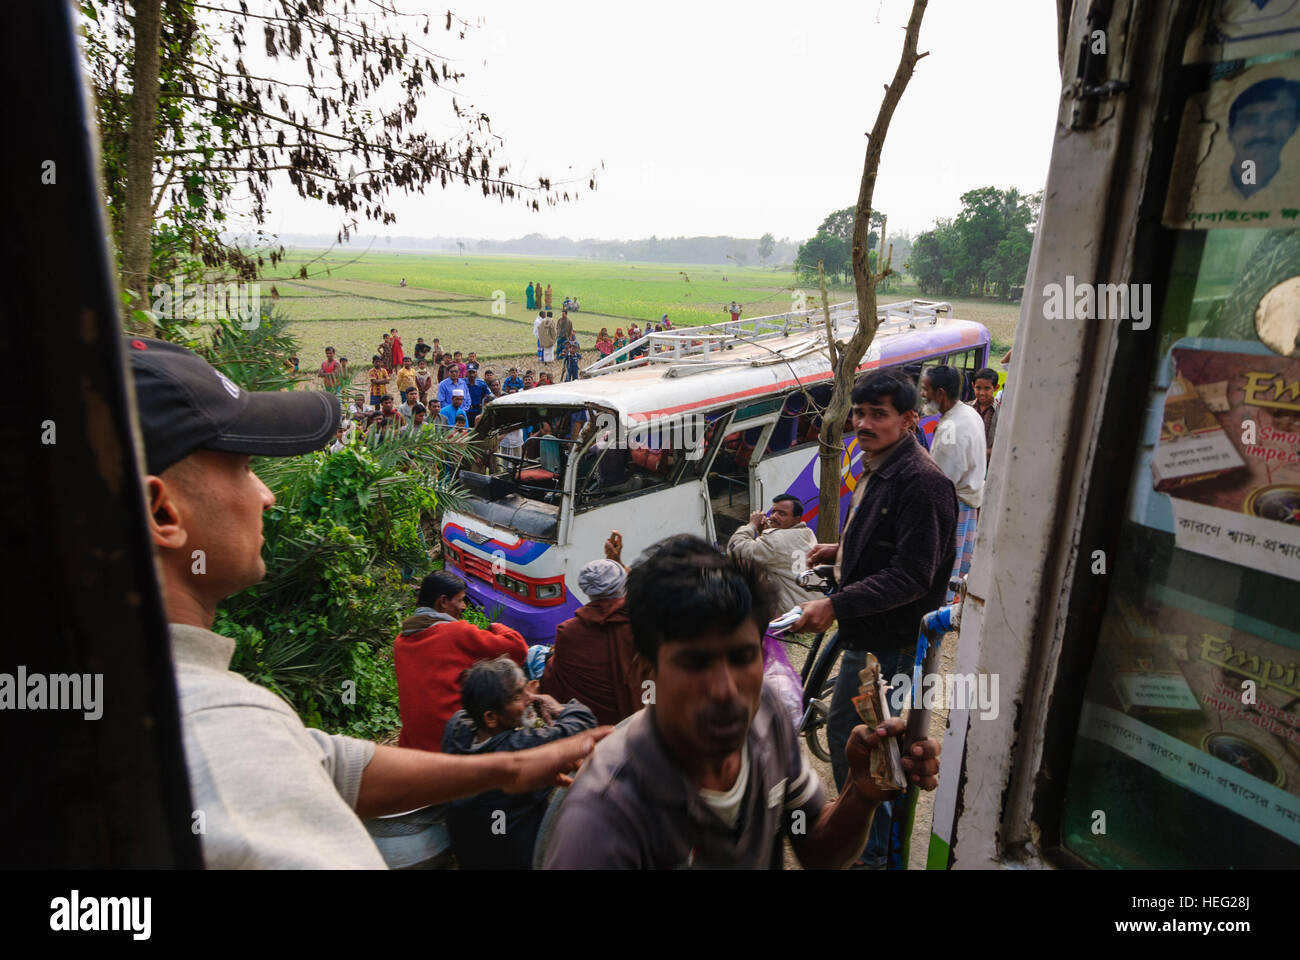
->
[126, 336, 340, 475]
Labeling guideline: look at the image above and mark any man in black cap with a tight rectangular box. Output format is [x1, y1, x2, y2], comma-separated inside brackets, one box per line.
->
[126, 337, 608, 868]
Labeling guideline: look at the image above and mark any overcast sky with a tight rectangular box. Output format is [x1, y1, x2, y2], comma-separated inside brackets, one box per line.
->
[256, 0, 1062, 244]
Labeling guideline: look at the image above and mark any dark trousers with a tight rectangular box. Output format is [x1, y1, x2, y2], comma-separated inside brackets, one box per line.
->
[828, 642, 915, 867]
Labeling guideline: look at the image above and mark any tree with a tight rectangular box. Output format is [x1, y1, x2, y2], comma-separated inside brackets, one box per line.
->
[796, 232, 850, 284]
[906, 188, 1039, 298]
[907, 220, 959, 295]
[816, 206, 881, 251]
[815, 0, 929, 541]
[80, 1, 594, 322]
[758, 232, 775, 266]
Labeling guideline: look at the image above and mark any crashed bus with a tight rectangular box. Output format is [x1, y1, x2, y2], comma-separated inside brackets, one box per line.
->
[441, 300, 990, 641]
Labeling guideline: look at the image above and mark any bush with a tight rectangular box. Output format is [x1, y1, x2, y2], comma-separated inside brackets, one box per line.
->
[216, 431, 474, 738]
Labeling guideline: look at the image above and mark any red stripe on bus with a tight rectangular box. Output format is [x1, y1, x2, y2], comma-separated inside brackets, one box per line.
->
[638, 330, 986, 419]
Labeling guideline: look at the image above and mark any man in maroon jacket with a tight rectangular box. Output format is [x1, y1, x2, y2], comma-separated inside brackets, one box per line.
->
[541, 542, 646, 725]
[395, 570, 528, 752]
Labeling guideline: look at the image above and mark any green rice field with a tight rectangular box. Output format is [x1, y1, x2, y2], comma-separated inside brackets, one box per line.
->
[264, 249, 1020, 377]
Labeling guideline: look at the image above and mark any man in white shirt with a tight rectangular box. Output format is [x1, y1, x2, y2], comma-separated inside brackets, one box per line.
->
[921, 364, 984, 601]
[725, 494, 819, 617]
[127, 337, 608, 868]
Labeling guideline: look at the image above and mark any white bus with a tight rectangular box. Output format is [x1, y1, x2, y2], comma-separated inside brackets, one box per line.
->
[442, 300, 990, 640]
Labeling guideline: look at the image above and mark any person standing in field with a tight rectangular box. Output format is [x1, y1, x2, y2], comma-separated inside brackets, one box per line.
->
[544, 283, 553, 310]
[526, 281, 536, 311]
[318, 347, 343, 398]
[379, 334, 394, 373]
[557, 310, 574, 353]
[368, 355, 391, 409]
[595, 328, 613, 356]
[726, 301, 742, 322]
[395, 357, 418, 406]
[415, 359, 433, 406]
[390, 328, 404, 368]
[539, 311, 558, 363]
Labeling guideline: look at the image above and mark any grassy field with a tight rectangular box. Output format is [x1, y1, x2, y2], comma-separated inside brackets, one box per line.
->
[268, 249, 1021, 383]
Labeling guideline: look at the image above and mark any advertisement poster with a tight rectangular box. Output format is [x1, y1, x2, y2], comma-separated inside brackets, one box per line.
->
[1082, 590, 1300, 846]
[1164, 61, 1300, 229]
[1184, 0, 1300, 64]
[1151, 346, 1300, 579]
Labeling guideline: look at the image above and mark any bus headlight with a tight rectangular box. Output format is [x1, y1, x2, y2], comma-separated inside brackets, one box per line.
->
[535, 582, 562, 600]
[495, 573, 528, 597]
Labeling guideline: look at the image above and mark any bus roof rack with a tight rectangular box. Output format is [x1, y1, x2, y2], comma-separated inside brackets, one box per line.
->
[582, 299, 953, 378]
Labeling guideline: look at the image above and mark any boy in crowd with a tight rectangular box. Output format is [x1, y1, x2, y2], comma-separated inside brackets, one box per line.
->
[398, 387, 419, 421]
[319, 347, 343, 396]
[395, 357, 418, 403]
[415, 359, 433, 405]
[368, 355, 390, 409]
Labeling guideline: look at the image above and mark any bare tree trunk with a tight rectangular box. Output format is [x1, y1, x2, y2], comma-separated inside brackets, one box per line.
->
[121, 0, 163, 324]
[815, 0, 929, 542]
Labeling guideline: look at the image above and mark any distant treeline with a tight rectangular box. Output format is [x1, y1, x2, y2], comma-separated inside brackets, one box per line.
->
[270, 232, 801, 267]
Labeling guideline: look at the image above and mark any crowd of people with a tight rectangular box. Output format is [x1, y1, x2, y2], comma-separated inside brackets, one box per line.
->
[313, 326, 574, 445]
[314, 308, 693, 446]
[125, 309, 1015, 872]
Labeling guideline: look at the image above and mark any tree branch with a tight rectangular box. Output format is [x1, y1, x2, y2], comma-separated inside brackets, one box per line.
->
[816, 0, 929, 541]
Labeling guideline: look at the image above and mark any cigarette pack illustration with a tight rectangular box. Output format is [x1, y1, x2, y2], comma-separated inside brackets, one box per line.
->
[1153, 347, 1300, 579]
[1152, 374, 1247, 490]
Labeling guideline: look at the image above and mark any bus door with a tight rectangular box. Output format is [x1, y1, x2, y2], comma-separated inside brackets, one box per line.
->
[565, 409, 720, 583]
[703, 400, 783, 544]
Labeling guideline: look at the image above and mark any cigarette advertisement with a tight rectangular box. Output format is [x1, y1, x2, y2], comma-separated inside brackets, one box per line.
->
[1151, 346, 1300, 580]
[1083, 589, 1300, 846]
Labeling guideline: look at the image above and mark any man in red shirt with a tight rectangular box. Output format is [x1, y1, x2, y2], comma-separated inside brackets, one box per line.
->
[395, 570, 528, 751]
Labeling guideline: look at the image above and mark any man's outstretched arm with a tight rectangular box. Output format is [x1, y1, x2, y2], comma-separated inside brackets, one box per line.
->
[355, 728, 611, 819]
[790, 718, 941, 869]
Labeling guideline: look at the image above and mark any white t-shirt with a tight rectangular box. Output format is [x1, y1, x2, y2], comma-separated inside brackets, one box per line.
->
[930, 401, 987, 509]
[697, 743, 750, 829]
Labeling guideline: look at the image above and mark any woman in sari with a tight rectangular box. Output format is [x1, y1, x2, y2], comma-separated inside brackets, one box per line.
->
[595, 327, 613, 357]
[612, 328, 627, 355]
[526, 281, 535, 311]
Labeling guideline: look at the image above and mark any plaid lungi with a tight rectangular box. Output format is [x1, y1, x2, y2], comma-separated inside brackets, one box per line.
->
[947, 501, 978, 602]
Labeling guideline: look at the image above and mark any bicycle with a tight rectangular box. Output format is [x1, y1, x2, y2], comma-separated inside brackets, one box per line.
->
[766, 564, 842, 763]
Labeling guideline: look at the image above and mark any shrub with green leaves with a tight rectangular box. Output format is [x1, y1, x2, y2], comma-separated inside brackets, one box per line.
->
[214, 422, 474, 738]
